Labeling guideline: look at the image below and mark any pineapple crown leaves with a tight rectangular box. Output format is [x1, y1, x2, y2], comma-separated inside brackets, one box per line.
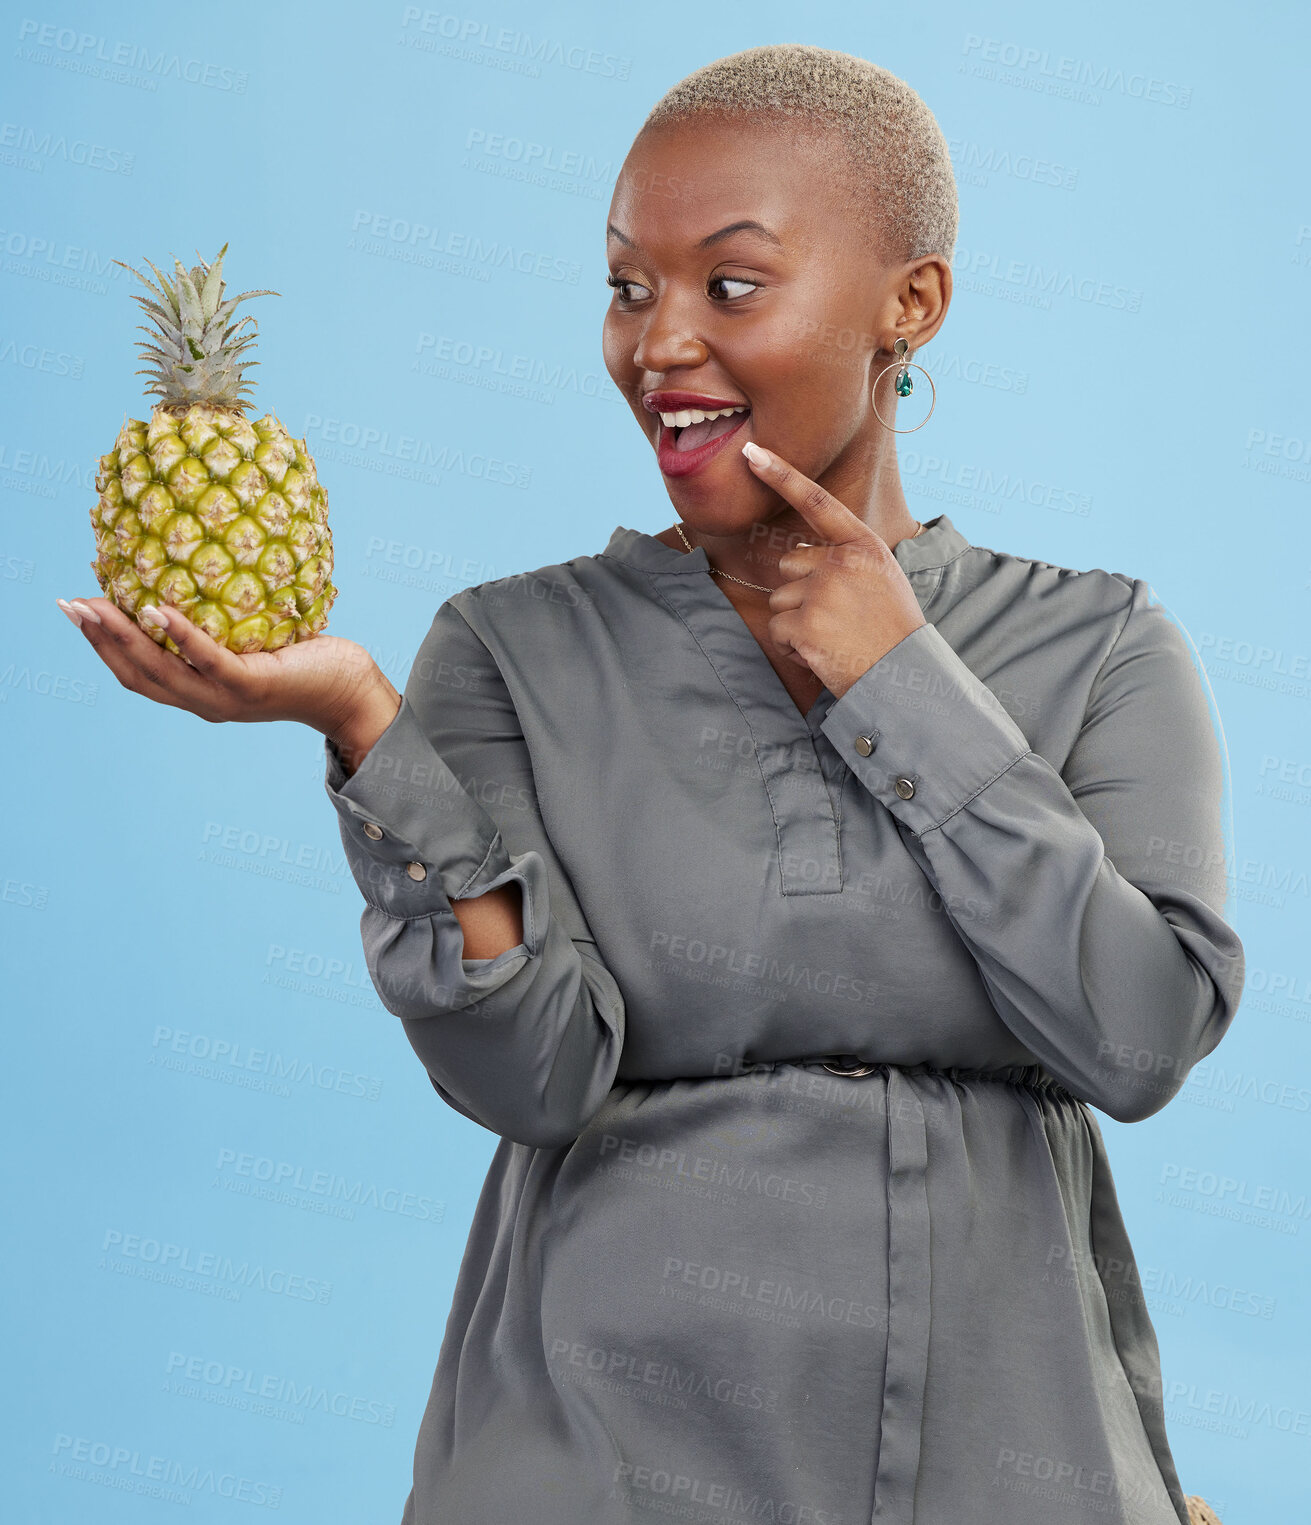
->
[114, 242, 280, 411]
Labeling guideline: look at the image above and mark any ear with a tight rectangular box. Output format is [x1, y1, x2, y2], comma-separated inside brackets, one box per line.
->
[897, 254, 952, 352]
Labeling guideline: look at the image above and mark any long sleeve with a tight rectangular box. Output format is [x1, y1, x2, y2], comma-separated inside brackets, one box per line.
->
[322, 599, 625, 1149]
[819, 577, 1245, 1124]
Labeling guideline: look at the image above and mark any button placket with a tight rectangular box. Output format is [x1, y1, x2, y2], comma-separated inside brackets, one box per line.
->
[653, 572, 844, 896]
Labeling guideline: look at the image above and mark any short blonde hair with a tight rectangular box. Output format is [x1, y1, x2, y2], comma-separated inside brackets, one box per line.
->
[640, 44, 958, 267]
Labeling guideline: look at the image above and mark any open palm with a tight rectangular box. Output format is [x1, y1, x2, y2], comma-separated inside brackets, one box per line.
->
[57, 593, 396, 738]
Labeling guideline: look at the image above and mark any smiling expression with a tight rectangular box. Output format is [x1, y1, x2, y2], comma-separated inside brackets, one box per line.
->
[602, 113, 948, 531]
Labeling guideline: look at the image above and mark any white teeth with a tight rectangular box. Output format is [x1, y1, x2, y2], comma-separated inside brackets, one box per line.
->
[658, 405, 748, 428]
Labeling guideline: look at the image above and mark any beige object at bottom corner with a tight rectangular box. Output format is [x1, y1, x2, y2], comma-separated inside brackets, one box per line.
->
[1185, 1496, 1224, 1525]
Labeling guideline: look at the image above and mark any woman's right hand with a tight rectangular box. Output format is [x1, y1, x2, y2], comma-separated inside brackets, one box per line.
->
[57, 595, 401, 762]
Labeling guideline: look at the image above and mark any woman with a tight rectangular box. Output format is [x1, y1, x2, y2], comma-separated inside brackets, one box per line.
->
[61, 45, 1242, 1525]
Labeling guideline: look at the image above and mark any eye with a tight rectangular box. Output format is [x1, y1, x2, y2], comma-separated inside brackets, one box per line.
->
[708, 275, 759, 301]
[606, 274, 650, 302]
[605, 272, 761, 303]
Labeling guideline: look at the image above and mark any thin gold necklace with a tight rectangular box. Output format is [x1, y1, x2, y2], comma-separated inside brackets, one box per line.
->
[673, 518, 925, 593]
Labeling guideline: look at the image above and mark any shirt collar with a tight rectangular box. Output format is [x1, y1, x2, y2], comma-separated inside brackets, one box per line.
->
[600, 512, 970, 578]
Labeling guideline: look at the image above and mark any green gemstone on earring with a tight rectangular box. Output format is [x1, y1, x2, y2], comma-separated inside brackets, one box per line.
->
[895, 367, 914, 398]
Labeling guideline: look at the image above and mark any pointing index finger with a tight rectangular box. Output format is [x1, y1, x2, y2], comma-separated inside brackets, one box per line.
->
[741, 441, 871, 544]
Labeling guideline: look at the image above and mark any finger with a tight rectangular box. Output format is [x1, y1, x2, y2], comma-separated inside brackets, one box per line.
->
[767, 547, 824, 610]
[67, 598, 188, 706]
[741, 443, 870, 544]
[66, 595, 230, 712]
[145, 601, 251, 693]
[764, 609, 816, 669]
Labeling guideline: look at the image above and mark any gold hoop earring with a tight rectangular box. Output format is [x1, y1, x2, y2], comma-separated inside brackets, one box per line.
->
[871, 337, 936, 434]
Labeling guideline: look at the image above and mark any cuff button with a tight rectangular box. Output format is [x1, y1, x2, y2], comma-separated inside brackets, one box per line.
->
[405, 861, 427, 881]
[894, 776, 916, 800]
[363, 822, 384, 840]
[854, 733, 877, 757]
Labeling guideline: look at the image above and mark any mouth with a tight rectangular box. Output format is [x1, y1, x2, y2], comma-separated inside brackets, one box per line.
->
[655, 406, 752, 478]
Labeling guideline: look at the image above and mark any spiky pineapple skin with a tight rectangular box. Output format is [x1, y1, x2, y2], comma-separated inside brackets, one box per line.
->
[91, 402, 335, 655]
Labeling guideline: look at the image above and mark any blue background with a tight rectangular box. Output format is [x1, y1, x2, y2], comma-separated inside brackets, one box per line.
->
[3, 2, 1307, 1521]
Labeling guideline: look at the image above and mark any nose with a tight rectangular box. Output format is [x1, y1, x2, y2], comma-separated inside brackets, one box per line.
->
[630, 292, 710, 378]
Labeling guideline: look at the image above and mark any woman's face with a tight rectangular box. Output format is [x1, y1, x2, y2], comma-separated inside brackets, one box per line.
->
[602, 115, 946, 533]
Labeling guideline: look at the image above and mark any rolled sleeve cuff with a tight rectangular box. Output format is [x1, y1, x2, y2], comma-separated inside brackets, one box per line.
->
[819, 620, 1032, 836]
[323, 694, 520, 922]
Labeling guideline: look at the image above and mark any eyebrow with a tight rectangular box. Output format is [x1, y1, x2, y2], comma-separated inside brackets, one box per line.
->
[606, 219, 784, 251]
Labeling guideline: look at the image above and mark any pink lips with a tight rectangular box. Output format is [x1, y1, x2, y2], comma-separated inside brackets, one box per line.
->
[654, 411, 751, 478]
[642, 391, 747, 413]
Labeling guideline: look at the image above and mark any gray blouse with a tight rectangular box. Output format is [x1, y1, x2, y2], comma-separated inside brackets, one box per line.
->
[322, 512, 1245, 1525]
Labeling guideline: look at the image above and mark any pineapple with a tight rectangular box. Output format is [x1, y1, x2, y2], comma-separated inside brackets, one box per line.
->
[91, 244, 336, 655]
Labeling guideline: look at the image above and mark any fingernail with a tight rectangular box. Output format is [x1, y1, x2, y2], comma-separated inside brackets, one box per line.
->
[741, 441, 771, 467]
[56, 598, 82, 628]
[139, 604, 168, 628]
[69, 600, 102, 625]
